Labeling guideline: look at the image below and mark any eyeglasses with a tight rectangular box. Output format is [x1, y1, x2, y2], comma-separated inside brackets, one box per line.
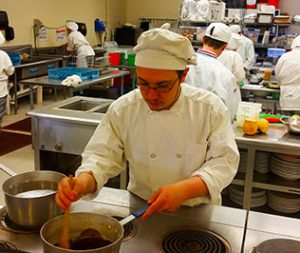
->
[138, 77, 179, 93]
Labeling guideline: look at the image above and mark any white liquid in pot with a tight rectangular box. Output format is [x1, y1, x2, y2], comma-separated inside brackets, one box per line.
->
[14, 189, 56, 198]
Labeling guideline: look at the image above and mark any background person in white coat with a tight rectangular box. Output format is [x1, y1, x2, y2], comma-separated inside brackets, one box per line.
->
[65, 21, 95, 68]
[0, 32, 14, 139]
[185, 22, 241, 122]
[275, 35, 300, 113]
[56, 27, 239, 220]
[218, 33, 245, 84]
[230, 25, 255, 71]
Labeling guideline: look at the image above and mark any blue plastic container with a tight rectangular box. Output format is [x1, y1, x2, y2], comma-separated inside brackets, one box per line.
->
[8, 52, 21, 66]
[48, 67, 100, 80]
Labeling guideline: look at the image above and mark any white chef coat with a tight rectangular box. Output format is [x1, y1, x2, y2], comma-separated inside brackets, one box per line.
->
[275, 48, 300, 111]
[185, 49, 241, 122]
[237, 35, 255, 70]
[67, 31, 95, 68]
[0, 50, 14, 98]
[76, 83, 239, 206]
[218, 49, 245, 84]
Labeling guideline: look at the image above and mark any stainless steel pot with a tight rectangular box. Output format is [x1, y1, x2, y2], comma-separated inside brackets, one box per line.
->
[40, 212, 124, 253]
[0, 163, 65, 228]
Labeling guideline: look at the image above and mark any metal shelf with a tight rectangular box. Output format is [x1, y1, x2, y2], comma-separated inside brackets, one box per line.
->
[251, 203, 300, 219]
[252, 173, 300, 195]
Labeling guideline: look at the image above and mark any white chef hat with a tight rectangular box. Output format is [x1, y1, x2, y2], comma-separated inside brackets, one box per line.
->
[66, 21, 78, 32]
[230, 25, 242, 34]
[227, 33, 242, 50]
[291, 35, 300, 49]
[205, 23, 232, 43]
[134, 27, 197, 70]
[0, 32, 5, 45]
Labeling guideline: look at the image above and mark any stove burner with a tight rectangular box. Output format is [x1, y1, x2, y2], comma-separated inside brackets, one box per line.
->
[252, 239, 300, 253]
[112, 216, 138, 241]
[0, 207, 39, 234]
[162, 229, 230, 253]
[0, 240, 17, 250]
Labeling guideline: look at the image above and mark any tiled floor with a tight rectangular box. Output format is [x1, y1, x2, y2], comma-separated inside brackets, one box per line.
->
[0, 93, 65, 205]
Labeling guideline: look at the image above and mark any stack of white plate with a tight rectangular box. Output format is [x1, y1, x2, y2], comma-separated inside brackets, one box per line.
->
[229, 185, 267, 207]
[255, 151, 270, 173]
[267, 191, 300, 214]
[270, 153, 300, 180]
[238, 150, 247, 173]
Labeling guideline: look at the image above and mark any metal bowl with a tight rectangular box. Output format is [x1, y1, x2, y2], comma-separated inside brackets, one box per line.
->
[251, 90, 272, 98]
[281, 117, 300, 134]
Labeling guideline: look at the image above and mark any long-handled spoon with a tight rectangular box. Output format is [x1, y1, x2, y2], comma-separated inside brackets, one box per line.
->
[60, 176, 74, 249]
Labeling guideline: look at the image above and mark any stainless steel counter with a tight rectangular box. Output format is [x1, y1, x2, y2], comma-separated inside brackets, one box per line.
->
[233, 124, 300, 211]
[0, 187, 247, 253]
[244, 210, 300, 252]
[21, 70, 130, 109]
[234, 124, 300, 154]
[1, 187, 300, 253]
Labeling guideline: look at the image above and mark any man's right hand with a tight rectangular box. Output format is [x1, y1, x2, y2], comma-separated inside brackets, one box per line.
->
[55, 172, 97, 210]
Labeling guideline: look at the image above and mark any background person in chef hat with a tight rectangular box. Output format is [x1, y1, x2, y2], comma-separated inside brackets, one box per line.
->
[56, 24, 239, 220]
[218, 33, 246, 84]
[185, 22, 241, 122]
[275, 35, 300, 114]
[64, 20, 95, 68]
[0, 32, 14, 139]
[230, 24, 255, 71]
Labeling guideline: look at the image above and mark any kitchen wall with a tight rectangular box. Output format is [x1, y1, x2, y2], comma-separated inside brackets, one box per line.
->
[126, 0, 300, 33]
[126, 0, 182, 25]
[280, 0, 300, 33]
[0, 0, 126, 47]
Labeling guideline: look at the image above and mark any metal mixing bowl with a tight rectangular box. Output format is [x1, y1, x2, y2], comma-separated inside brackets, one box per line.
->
[281, 117, 300, 134]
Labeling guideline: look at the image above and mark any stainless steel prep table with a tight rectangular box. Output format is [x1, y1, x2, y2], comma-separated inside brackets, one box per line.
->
[11, 57, 62, 113]
[20, 70, 130, 109]
[233, 124, 300, 211]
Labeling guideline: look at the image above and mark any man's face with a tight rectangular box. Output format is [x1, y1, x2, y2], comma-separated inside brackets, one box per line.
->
[136, 67, 188, 111]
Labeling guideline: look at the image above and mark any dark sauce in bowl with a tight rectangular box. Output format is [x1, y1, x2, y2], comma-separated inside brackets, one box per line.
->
[56, 228, 113, 250]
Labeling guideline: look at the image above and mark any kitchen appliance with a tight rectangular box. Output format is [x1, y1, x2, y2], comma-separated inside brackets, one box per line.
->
[0, 187, 247, 253]
[27, 96, 114, 174]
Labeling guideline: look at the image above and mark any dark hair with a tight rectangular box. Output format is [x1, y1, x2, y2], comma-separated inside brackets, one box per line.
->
[177, 70, 184, 79]
[203, 36, 227, 50]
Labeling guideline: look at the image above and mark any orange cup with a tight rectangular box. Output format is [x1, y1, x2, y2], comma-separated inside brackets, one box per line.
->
[264, 69, 272, 81]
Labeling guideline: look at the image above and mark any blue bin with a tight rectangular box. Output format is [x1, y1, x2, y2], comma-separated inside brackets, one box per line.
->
[8, 52, 21, 66]
[48, 67, 100, 80]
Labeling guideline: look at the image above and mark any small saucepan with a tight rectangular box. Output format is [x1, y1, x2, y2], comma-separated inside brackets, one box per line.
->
[0, 163, 65, 228]
[40, 206, 148, 253]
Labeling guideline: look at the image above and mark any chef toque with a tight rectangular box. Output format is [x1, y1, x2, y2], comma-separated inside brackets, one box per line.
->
[205, 23, 232, 43]
[66, 21, 78, 32]
[230, 25, 242, 34]
[291, 35, 300, 49]
[0, 32, 5, 45]
[134, 27, 197, 70]
[227, 33, 242, 50]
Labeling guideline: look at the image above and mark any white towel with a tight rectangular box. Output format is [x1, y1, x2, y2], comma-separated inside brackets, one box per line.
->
[61, 75, 82, 86]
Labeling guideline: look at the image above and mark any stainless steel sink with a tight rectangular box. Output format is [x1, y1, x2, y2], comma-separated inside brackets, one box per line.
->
[59, 100, 107, 111]
[93, 104, 111, 113]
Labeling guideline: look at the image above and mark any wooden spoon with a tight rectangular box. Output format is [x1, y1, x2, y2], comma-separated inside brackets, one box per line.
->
[60, 176, 74, 249]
